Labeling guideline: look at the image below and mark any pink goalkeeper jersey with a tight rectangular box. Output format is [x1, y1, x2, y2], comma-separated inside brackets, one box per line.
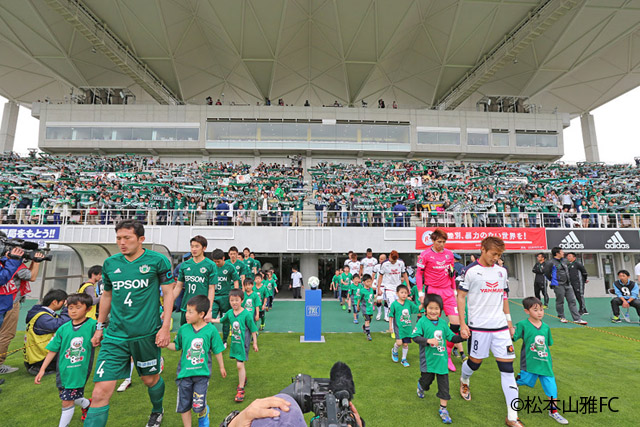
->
[416, 248, 455, 292]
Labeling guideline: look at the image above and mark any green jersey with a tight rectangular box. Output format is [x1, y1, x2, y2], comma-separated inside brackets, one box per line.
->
[349, 284, 363, 304]
[214, 260, 241, 298]
[331, 275, 340, 289]
[340, 272, 353, 292]
[512, 319, 554, 377]
[253, 284, 268, 310]
[228, 259, 248, 280]
[219, 309, 258, 361]
[174, 323, 225, 379]
[360, 287, 375, 315]
[263, 278, 276, 297]
[102, 249, 174, 340]
[242, 291, 261, 316]
[411, 316, 456, 375]
[46, 318, 97, 389]
[389, 299, 420, 339]
[178, 257, 217, 311]
[244, 258, 258, 279]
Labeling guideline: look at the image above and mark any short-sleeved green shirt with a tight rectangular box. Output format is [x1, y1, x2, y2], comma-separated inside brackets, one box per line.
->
[360, 287, 375, 315]
[389, 299, 420, 339]
[242, 291, 261, 316]
[102, 249, 174, 340]
[412, 316, 456, 375]
[178, 257, 217, 311]
[220, 309, 258, 361]
[214, 260, 241, 299]
[263, 278, 276, 297]
[244, 258, 257, 280]
[228, 259, 248, 280]
[513, 319, 554, 377]
[46, 318, 96, 388]
[174, 322, 225, 379]
[253, 284, 268, 311]
[340, 272, 353, 293]
[349, 284, 363, 304]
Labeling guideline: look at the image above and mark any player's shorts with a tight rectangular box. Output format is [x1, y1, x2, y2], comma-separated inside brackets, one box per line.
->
[176, 376, 209, 413]
[93, 334, 161, 382]
[58, 387, 85, 401]
[517, 370, 558, 398]
[468, 328, 515, 360]
[351, 301, 360, 311]
[384, 289, 398, 306]
[363, 314, 372, 322]
[426, 287, 458, 316]
[341, 290, 349, 299]
[267, 296, 274, 308]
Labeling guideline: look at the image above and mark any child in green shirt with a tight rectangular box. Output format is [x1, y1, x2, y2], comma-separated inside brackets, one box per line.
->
[340, 266, 353, 311]
[412, 294, 464, 424]
[389, 285, 420, 367]
[242, 278, 261, 324]
[168, 295, 226, 427]
[252, 273, 269, 331]
[349, 274, 363, 324]
[212, 289, 258, 403]
[512, 297, 568, 425]
[360, 274, 375, 341]
[35, 293, 96, 427]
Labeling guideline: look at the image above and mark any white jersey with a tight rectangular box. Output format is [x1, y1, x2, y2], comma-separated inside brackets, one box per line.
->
[372, 264, 381, 288]
[360, 257, 378, 276]
[458, 261, 509, 331]
[347, 260, 361, 276]
[635, 262, 640, 280]
[378, 259, 406, 293]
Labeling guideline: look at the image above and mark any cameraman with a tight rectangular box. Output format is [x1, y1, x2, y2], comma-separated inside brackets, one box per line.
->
[222, 395, 363, 427]
[0, 246, 45, 375]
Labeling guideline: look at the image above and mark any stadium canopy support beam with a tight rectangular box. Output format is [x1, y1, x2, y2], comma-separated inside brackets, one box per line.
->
[434, 0, 579, 110]
[580, 112, 600, 162]
[43, 0, 182, 105]
[300, 253, 319, 290]
[0, 101, 19, 153]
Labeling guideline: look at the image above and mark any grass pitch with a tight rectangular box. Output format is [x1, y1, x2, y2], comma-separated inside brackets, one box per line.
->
[1, 326, 639, 426]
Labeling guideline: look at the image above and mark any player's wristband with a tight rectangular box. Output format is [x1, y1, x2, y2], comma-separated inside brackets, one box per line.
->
[96, 322, 105, 330]
[505, 314, 512, 322]
[220, 410, 240, 427]
[418, 292, 425, 298]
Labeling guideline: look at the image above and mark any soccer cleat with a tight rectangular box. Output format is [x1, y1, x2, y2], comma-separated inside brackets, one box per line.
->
[384, 315, 389, 322]
[348, 308, 351, 313]
[0, 365, 18, 374]
[198, 405, 210, 427]
[342, 305, 346, 311]
[401, 359, 410, 367]
[542, 305, 548, 309]
[391, 348, 399, 363]
[623, 312, 631, 323]
[448, 356, 456, 372]
[234, 387, 245, 403]
[559, 318, 568, 323]
[582, 310, 589, 316]
[367, 334, 372, 341]
[452, 348, 460, 358]
[390, 332, 396, 339]
[575, 320, 587, 325]
[439, 407, 452, 424]
[353, 319, 358, 324]
[376, 312, 381, 321]
[611, 316, 621, 323]
[146, 410, 164, 427]
[223, 342, 228, 350]
[505, 417, 525, 427]
[117, 378, 132, 392]
[459, 381, 471, 401]
[549, 411, 569, 424]
[159, 356, 165, 374]
[416, 381, 425, 398]
[81, 399, 91, 421]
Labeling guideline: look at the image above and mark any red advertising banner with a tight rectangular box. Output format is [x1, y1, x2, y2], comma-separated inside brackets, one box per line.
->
[415, 227, 547, 251]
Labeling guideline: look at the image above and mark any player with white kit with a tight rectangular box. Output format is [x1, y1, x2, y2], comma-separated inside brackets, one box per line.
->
[377, 251, 409, 331]
[457, 236, 523, 427]
[372, 253, 386, 320]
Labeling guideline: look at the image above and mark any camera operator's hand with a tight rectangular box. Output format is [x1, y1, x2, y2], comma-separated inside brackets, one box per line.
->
[348, 402, 363, 427]
[31, 252, 46, 263]
[228, 396, 291, 427]
[9, 247, 24, 259]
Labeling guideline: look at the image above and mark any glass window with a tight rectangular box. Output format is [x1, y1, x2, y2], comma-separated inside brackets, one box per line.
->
[502, 253, 517, 278]
[132, 128, 153, 140]
[361, 125, 388, 143]
[72, 127, 91, 140]
[468, 133, 489, 146]
[580, 253, 599, 278]
[227, 122, 257, 141]
[336, 124, 358, 142]
[282, 123, 308, 141]
[536, 134, 557, 147]
[491, 133, 510, 147]
[114, 128, 133, 140]
[438, 132, 460, 145]
[155, 128, 176, 141]
[417, 132, 438, 144]
[387, 125, 409, 144]
[176, 128, 198, 141]
[260, 122, 283, 141]
[91, 127, 113, 140]
[310, 123, 337, 141]
[46, 127, 72, 140]
[516, 133, 536, 147]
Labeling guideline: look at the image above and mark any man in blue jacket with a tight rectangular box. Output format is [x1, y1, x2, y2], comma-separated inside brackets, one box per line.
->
[544, 247, 587, 325]
[610, 270, 640, 323]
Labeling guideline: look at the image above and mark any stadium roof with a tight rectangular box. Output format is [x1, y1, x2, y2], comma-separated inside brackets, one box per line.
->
[1, 0, 640, 116]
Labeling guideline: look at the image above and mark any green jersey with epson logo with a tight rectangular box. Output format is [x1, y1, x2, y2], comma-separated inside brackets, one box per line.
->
[178, 257, 217, 311]
[102, 249, 174, 340]
[214, 260, 241, 298]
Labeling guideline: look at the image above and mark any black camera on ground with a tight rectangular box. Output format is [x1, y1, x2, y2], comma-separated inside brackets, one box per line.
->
[0, 233, 52, 263]
[281, 362, 363, 427]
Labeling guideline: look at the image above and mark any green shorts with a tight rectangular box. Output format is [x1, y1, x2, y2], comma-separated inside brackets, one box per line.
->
[93, 334, 161, 382]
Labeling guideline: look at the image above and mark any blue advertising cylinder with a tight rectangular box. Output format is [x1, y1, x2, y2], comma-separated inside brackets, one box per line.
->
[302, 289, 323, 342]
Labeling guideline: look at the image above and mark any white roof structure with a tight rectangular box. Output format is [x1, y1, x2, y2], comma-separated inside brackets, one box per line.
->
[1, 0, 640, 116]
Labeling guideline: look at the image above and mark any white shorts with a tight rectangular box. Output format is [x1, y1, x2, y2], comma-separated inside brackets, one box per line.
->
[468, 328, 515, 360]
[384, 289, 398, 306]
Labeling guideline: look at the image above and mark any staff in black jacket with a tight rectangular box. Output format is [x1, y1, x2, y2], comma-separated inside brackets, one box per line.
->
[566, 252, 588, 315]
[532, 253, 549, 308]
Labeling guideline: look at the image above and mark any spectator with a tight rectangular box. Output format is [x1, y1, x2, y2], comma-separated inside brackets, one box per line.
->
[610, 270, 640, 322]
[566, 252, 588, 315]
[532, 253, 549, 308]
[314, 195, 325, 227]
[544, 247, 587, 325]
[290, 266, 303, 299]
[24, 289, 70, 375]
[206, 96, 213, 105]
[216, 199, 230, 226]
[304, 100, 310, 106]
[215, 98, 222, 105]
[392, 100, 397, 109]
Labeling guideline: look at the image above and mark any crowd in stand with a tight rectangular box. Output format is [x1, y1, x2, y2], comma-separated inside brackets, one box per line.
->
[1, 153, 639, 228]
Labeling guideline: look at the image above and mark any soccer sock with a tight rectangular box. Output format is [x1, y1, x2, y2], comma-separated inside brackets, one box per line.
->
[377, 305, 382, 315]
[261, 316, 265, 326]
[401, 347, 408, 360]
[84, 405, 110, 427]
[393, 343, 399, 352]
[384, 306, 389, 317]
[128, 361, 134, 379]
[500, 372, 519, 421]
[365, 326, 370, 334]
[59, 406, 75, 427]
[460, 360, 474, 383]
[74, 398, 91, 409]
[148, 377, 165, 413]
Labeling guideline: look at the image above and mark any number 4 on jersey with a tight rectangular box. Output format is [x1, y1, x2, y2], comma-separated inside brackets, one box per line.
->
[124, 292, 133, 307]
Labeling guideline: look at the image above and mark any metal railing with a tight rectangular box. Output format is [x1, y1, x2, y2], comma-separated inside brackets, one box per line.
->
[1, 208, 638, 229]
